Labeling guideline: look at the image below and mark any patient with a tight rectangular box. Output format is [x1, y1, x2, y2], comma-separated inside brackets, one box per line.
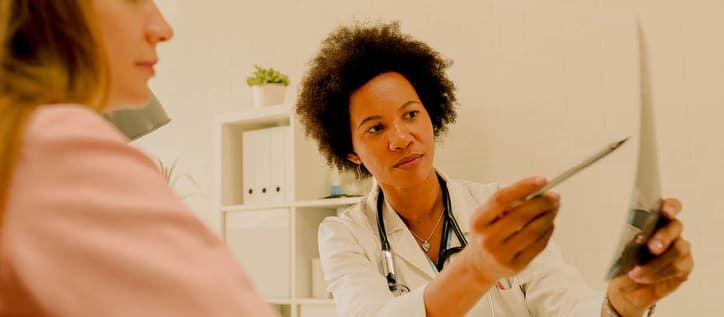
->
[0, 1, 275, 316]
[296, 21, 693, 316]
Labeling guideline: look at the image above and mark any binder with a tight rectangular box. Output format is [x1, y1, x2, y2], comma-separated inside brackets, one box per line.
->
[242, 129, 271, 204]
[283, 127, 293, 201]
[242, 129, 256, 204]
[269, 126, 291, 203]
[257, 128, 272, 204]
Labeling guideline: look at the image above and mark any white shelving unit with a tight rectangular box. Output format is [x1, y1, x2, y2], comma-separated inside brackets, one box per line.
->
[214, 103, 362, 317]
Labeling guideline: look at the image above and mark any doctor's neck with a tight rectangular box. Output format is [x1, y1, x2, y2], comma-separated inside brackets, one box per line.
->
[379, 171, 443, 224]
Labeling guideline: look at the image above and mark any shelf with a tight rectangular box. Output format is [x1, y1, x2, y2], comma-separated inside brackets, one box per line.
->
[217, 101, 346, 317]
[294, 197, 363, 209]
[222, 202, 293, 212]
[295, 298, 335, 305]
[222, 197, 362, 212]
[216, 103, 292, 126]
[267, 298, 294, 305]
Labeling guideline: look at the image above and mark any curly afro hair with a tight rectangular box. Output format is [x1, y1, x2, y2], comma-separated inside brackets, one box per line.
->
[296, 21, 457, 177]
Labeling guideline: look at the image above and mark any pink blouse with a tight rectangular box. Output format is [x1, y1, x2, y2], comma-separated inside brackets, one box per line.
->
[1, 104, 277, 316]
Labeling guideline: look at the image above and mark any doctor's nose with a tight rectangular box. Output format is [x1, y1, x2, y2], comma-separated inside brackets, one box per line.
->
[388, 122, 414, 151]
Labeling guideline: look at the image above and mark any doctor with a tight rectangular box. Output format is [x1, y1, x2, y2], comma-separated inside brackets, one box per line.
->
[296, 22, 693, 316]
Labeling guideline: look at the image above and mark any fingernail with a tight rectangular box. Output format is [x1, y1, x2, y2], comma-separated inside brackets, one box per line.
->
[650, 239, 664, 253]
[663, 205, 676, 216]
[535, 177, 547, 186]
[635, 234, 646, 244]
[550, 192, 561, 201]
[628, 266, 642, 280]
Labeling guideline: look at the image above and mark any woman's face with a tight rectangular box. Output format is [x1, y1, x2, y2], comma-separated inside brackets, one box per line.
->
[348, 72, 436, 189]
[94, 0, 173, 111]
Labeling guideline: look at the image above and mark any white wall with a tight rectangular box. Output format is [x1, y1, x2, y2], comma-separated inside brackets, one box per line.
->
[140, 1, 723, 315]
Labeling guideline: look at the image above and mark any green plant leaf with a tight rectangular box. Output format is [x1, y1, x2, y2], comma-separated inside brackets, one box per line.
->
[155, 158, 207, 200]
[246, 64, 290, 86]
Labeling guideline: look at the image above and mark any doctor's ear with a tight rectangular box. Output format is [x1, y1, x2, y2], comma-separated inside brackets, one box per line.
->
[347, 153, 361, 165]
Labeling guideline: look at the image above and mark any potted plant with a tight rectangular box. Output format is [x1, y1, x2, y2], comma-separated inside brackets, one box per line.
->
[246, 64, 290, 107]
[157, 158, 204, 200]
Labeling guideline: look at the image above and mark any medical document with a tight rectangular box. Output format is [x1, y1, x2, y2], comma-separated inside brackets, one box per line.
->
[605, 34, 670, 280]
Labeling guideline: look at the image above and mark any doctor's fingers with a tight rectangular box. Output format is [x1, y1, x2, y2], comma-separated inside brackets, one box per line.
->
[499, 206, 558, 252]
[661, 198, 683, 218]
[627, 238, 693, 284]
[509, 225, 555, 271]
[649, 253, 693, 285]
[647, 218, 684, 256]
[472, 177, 549, 228]
[485, 194, 560, 244]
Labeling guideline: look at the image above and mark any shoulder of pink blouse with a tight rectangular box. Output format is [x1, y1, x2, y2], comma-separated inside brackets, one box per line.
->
[1, 104, 276, 317]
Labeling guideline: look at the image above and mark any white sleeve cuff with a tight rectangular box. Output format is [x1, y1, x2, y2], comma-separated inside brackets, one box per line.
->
[376, 285, 427, 317]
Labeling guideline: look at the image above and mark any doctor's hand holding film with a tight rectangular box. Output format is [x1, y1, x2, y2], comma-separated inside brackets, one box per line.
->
[605, 198, 693, 317]
[462, 176, 561, 285]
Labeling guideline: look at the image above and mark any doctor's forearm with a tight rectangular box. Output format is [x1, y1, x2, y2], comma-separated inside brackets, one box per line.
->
[423, 253, 494, 317]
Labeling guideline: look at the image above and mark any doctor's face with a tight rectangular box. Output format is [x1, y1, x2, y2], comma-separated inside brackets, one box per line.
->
[348, 72, 436, 189]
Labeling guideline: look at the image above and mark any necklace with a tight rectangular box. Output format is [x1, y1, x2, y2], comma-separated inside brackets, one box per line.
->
[409, 207, 445, 253]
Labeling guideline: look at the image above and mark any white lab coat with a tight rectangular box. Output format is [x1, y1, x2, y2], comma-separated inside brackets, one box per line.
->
[318, 171, 604, 316]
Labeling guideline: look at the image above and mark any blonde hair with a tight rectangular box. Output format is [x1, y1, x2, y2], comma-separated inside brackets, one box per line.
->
[0, 0, 110, 226]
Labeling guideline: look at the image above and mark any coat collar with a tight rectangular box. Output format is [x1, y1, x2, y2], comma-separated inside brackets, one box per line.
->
[364, 169, 475, 279]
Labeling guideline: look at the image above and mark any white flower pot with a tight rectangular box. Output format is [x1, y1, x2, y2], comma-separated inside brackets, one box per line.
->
[252, 84, 287, 107]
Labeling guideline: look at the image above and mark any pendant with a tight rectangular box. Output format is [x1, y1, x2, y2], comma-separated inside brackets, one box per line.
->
[422, 241, 431, 253]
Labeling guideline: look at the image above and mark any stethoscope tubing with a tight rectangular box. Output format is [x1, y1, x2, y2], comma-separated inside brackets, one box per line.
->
[376, 174, 468, 291]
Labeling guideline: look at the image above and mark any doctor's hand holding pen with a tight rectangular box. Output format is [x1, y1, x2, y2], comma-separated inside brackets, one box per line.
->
[424, 176, 560, 317]
[462, 176, 561, 285]
[605, 198, 693, 317]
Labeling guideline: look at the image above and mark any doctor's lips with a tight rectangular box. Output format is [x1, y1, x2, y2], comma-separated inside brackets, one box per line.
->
[394, 154, 423, 168]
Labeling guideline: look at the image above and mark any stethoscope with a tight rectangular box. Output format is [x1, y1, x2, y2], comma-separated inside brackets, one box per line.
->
[375, 174, 498, 315]
[376, 173, 467, 295]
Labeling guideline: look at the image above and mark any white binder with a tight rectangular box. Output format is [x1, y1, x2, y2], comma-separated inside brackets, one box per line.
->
[269, 126, 291, 203]
[242, 128, 271, 204]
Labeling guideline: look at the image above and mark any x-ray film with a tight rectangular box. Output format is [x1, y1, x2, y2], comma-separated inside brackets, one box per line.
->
[606, 27, 670, 281]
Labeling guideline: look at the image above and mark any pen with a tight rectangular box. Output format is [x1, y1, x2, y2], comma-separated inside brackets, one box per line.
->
[525, 137, 629, 201]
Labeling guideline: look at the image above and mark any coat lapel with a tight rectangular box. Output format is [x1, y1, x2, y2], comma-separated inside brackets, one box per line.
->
[446, 178, 473, 241]
[443, 172, 500, 245]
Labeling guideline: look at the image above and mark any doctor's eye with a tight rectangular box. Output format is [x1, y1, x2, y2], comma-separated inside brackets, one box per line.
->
[367, 124, 384, 134]
[404, 111, 419, 120]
